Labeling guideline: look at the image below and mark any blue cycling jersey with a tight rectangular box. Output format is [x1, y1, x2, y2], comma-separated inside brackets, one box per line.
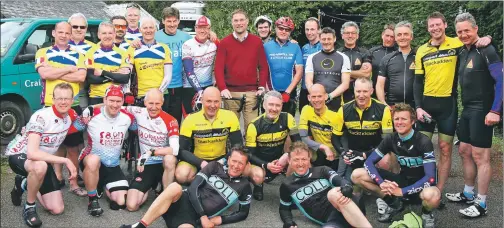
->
[154, 29, 192, 88]
[301, 41, 322, 89]
[264, 40, 303, 91]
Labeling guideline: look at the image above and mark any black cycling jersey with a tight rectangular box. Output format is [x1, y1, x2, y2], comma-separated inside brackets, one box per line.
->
[369, 45, 398, 87]
[279, 166, 350, 226]
[365, 130, 437, 196]
[246, 112, 301, 167]
[378, 49, 416, 106]
[338, 45, 372, 102]
[189, 161, 252, 224]
[458, 44, 503, 112]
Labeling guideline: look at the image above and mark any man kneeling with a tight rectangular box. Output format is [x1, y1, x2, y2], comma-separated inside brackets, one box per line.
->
[121, 145, 252, 228]
[351, 103, 440, 227]
[279, 142, 371, 228]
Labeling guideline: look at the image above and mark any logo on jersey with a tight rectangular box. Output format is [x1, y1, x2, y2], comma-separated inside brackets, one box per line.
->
[87, 59, 93, 67]
[99, 131, 125, 146]
[354, 58, 361, 66]
[139, 129, 167, 145]
[154, 118, 162, 125]
[398, 156, 423, 168]
[291, 179, 330, 203]
[447, 49, 456, 56]
[409, 62, 416, 70]
[36, 57, 45, 65]
[466, 59, 473, 69]
[207, 175, 239, 203]
[424, 151, 435, 159]
[36, 115, 46, 126]
[321, 58, 334, 69]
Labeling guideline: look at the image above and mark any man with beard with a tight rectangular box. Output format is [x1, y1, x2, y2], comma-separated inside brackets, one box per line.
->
[111, 16, 131, 51]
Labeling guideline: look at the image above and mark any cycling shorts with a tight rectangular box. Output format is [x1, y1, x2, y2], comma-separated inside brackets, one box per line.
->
[299, 88, 310, 113]
[312, 149, 339, 171]
[129, 163, 164, 193]
[162, 87, 183, 125]
[457, 108, 493, 148]
[162, 191, 198, 228]
[79, 161, 128, 192]
[417, 96, 458, 137]
[88, 97, 103, 106]
[323, 195, 364, 228]
[9, 154, 60, 195]
[62, 105, 84, 147]
[326, 96, 343, 112]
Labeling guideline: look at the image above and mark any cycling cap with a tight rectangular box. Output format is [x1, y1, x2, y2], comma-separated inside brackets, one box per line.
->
[105, 85, 124, 98]
[196, 16, 211, 26]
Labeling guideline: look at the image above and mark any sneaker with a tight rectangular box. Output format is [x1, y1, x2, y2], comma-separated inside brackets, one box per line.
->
[446, 192, 475, 204]
[11, 175, 24, 206]
[96, 187, 104, 199]
[88, 199, 104, 217]
[376, 198, 388, 215]
[23, 207, 42, 227]
[437, 199, 446, 210]
[253, 184, 263, 201]
[77, 175, 85, 188]
[459, 203, 488, 218]
[422, 212, 435, 228]
[378, 200, 404, 223]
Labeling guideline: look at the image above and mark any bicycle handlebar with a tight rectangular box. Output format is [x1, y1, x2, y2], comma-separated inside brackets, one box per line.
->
[222, 94, 246, 113]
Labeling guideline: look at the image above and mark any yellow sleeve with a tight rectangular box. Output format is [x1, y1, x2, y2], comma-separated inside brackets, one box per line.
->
[381, 106, 393, 134]
[126, 46, 135, 65]
[163, 44, 172, 65]
[332, 107, 344, 136]
[77, 52, 87, 70]
[298, 106, 309, 131]
[180, 115, 194, 138]
[229, 111, 241, 132]
[287, 113, 297, 130]
[84, 48, 95, 69]
[120, 51, 129, 68]
[414, 46, 424, 75]
[35, 48, 46, 70]
[245, 123, 257, 147]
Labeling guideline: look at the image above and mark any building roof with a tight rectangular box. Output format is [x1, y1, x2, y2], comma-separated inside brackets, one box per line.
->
[0, 1, 110, 19]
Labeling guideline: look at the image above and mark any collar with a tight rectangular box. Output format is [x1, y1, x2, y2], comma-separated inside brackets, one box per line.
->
[394, 47, 415, 57]
[51, 105, 64, 118]
[274, 37, 290, 46]
[353, 99, 372, 111]
[127, 27, 140, 33]
[293, 168, 311, 177]
[314, 105, 328, 116]
[52, 44, 71, 51]
[163, 28, 178, 36]
[195, 36, 209, 44]
[309, 40, 320, 48]
[202, 109, 221, 121]
[69, 39, 85, 45]
[342, 45, 359, 51]
[399, 129, 415, 141]
[427, 35, 452, 47]
[148, 113, 160, 119]
[322, 48, 336, 54]
[262, 113, 280, 124]
[233, 31, 248, 42]
[141, 39, 157, 47]
[99, 42, 114, 51]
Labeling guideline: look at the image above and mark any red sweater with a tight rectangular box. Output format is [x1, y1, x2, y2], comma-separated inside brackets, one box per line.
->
[214, 33, 269, 92]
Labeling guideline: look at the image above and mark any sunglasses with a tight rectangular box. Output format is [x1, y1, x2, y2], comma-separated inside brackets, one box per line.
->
[114, 24, 127, 30]
[277, 27, 291, 32]
[72, 25, 87, 30]
[126, 3, 140, 9]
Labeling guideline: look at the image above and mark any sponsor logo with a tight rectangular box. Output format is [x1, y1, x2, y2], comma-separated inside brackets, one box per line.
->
[99, 131, 125, 146]
[466, 59, 473, 68]
[207, 175, 239, 203]
[354, 58, 361, 66]
[292, 179, 330, 203]
[135, 177, 142, 182]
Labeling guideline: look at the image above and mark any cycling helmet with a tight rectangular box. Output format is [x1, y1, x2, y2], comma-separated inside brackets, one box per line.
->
[275, 17, 295, 31]
[254, 15, 273, 27]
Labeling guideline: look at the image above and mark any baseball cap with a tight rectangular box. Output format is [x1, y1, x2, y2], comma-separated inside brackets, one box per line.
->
[196, 16, 211, 26]
[105, 85, 124, 98]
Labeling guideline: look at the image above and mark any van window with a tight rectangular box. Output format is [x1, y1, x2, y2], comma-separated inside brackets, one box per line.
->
[1, 22, 30, 56]
[178, 20, 196, 33]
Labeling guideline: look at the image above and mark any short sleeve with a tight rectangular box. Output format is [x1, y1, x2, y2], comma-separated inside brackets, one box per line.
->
[35, 49, 46, 70]
[84, 48, 95, 69]
[341, 52, 351, 73]
[229, 112, 241, 132]
[414, 47, 424, 75]
[287, 113, 297, 130]
[181, 40, 193, 60]
[332, 107, 344, 136]
[298, 106, 309, 131]
[76, 52, 87, 70]
[180, 115, 194, 138]
[294, 45, 304, 65]
[245, 123, 257, 147]
[378, 55, 389, 78]
[26, 114, 46, 136]
[376, 134, 393, 157]
[164, 45, 173, 65]
[126, 46, 135, 65]
[305, 53, 315, 73]
[381, 106, 393, 134]
[119, 51, 129, 68]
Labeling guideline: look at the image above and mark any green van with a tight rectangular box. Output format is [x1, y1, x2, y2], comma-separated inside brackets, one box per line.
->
[1, 18, 102, 144]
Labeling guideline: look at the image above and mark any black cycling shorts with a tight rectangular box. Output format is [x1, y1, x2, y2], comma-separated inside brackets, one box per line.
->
[326, 97, 343, 112]
[299, 88, 310, 114]
[323, 195, 364, 228]
[162, 190, 198, 228]
[457, 108, 493, 148]
[129, 163, 164, 193]
[312, 149, 339, 171]
[79, 161, 128, 192]
[9, 154, 60, 195]
[63, 105, 84, 147]
[342, 81, 355, 104]
[162, 87, 183, 125]
[88, 97, 103, 106]
[377, 168, 426, 204]
[417, 96, 458, 137]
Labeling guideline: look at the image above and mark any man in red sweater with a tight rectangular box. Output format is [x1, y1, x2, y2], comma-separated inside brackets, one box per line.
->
[214, 9, 269, 129]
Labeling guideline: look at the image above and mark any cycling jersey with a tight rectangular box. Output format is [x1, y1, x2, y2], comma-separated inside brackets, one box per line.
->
[246, 112, 300, 167]
[369, 45, 397, 87]
[35, 45, 86, 106]
[190, 161, 252, 223]
[86, 44, 128, 98]
[334, 99, 393, 152]
[305, 49, 351, 96]
[263, 40, 303, 91]
[125, 28, 142, 41]
[5, 106, 77, 156]
[458, 44, 503, 113]
[378, 49, 416, 106]
[115, 40, 131, 52]
[301, 41, 322, 89]
[77, 107, 137, 167]
[338, 46, 371, 102]
[69, 39, 96, 55]
[181, 38, 217, 89]
[123, 106, 179, 165]
[299, 105, 339, 155]
[178, 109, 242, 166]
[155, 29, 192, 88]
[126, 40, 172, 97]
[279, 166, 350, 225]
[414, 36, 463, 98]
[365, 130, 437, 196]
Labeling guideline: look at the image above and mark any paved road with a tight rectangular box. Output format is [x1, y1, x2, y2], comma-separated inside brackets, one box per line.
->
[1, 136, 502, 228]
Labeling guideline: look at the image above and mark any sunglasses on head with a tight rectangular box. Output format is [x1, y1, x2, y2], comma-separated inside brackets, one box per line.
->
[114, 24, 127, 30]
[126, 3, 140, 9]
[72, 25, 87, 30]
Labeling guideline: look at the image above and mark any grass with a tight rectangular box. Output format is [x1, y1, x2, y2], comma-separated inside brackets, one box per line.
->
[0, 156, 10, 175]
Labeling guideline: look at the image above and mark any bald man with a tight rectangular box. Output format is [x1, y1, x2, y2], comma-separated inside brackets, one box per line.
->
[176, 87, 243, 184]
[298, 84, 342, 171]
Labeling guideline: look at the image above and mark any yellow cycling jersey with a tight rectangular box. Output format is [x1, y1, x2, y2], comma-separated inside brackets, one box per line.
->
[180, 109, 240, 160]
[415, 36, 463, 97]
[69, 39, 96, 56]
[86, 44, 129, 97]
[35, 45, 86, 106]
[126, 41, 172, 97]
[246, 112, 296, 149]
[299, 105, 339, 154]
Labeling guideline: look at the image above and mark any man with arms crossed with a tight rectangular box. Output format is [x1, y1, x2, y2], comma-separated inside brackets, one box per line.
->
[120, 146, 252, 228]
[299, 17, 322, 112]
[445, 12, 502, 218]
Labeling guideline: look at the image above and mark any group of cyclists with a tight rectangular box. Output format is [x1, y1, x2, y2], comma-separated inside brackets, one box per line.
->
[3, 3, 502, 228]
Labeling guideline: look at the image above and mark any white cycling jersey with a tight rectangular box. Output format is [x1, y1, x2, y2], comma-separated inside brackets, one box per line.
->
[181, 38, 217, 88]
[77, 107, 137, 167]
[5, 106, 77, 156]
[123, 106, 180, 165]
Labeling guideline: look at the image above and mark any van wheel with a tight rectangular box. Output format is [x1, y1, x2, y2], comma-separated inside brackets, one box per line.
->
[0, 101, 25, 145]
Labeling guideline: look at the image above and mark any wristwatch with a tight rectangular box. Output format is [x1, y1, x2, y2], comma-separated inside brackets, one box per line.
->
[149, 148, 155, 156]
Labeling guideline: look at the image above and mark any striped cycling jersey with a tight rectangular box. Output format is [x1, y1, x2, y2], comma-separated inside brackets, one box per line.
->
[86, 44, 129, 97]
[125, 27, 142, 41]
[69, 39, 95, 55]
[181, 38, 217, 88]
